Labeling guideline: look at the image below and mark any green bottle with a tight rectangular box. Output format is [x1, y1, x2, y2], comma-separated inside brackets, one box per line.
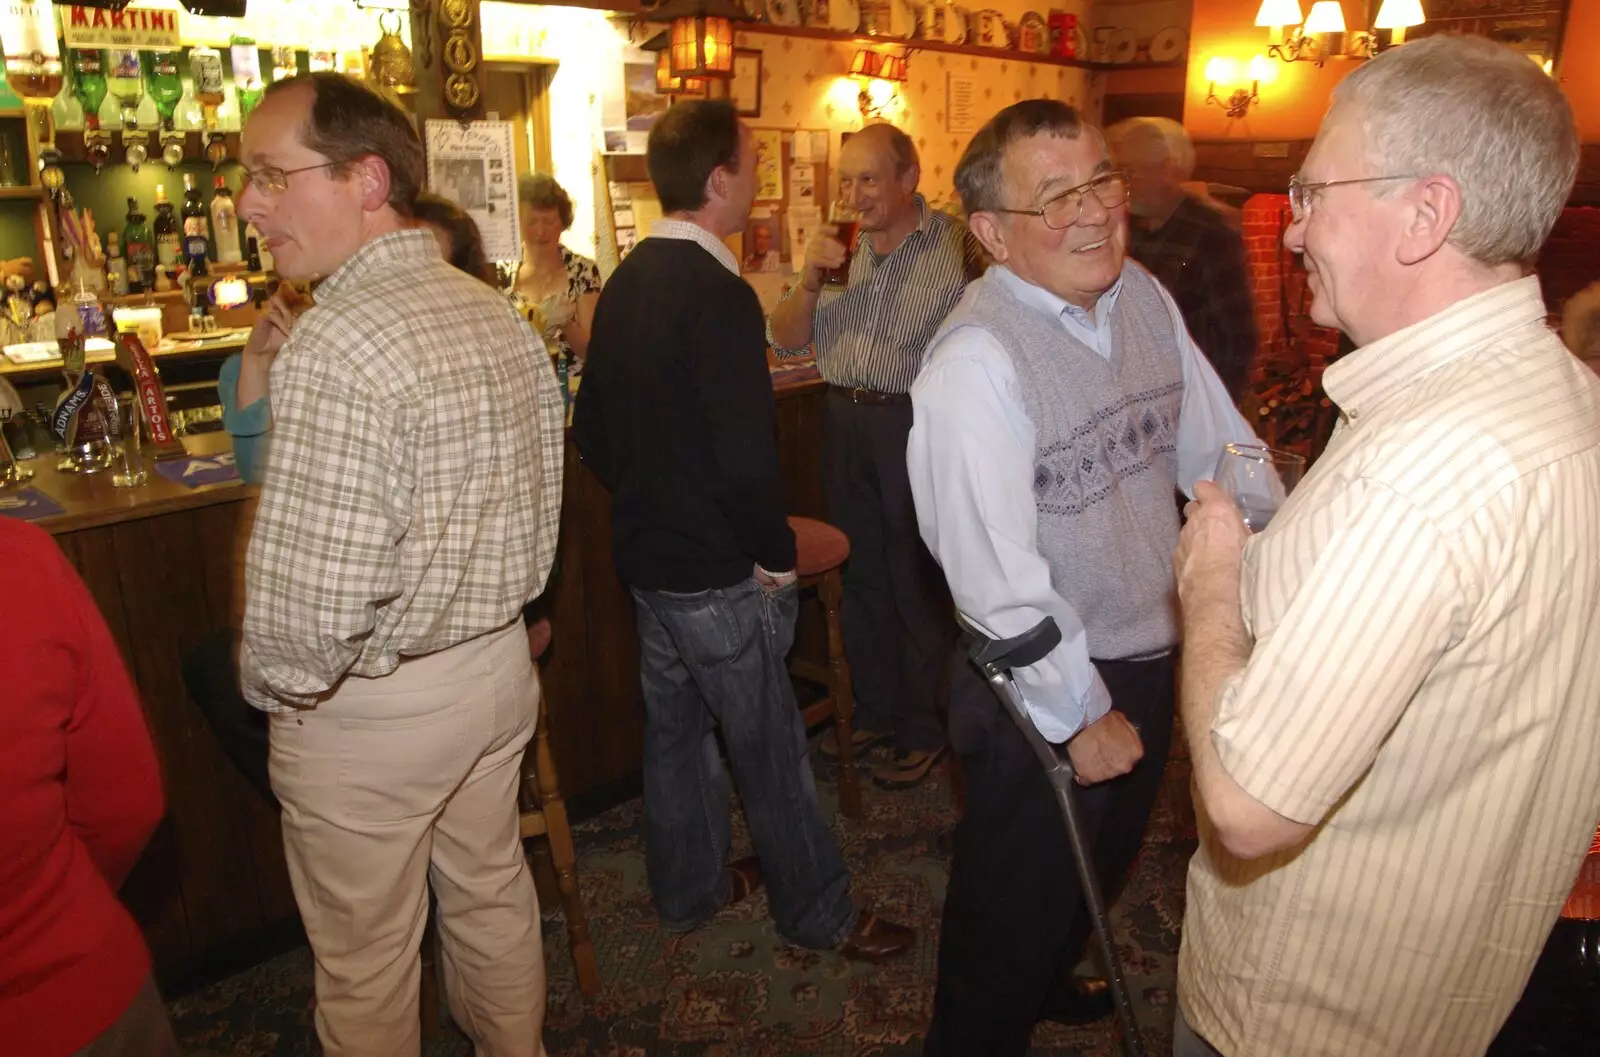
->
[70, 49, 106, 131]
[230, 37, 264, 121]
[123, 196, 154, 294]
[145, 50, 183, 130]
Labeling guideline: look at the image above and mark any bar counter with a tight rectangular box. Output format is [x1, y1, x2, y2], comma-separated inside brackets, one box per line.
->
[10, 368, 827, 984]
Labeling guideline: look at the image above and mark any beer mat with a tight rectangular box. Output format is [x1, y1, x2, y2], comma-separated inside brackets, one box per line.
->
[0, 488, 66, 522]
[154, 452, 241, 488]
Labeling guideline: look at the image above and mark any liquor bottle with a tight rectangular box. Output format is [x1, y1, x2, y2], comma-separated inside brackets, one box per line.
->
[146, 52, 183, 125]
[1, 0, 63, 100]
[190, 46, 225, 130]
[71, 50, 107, 132]
[107, 48, 144, 128]
[153, 184, 181, 269]
[104, 232, 129, 296]
[271, 46, 297, 82]
[231, 38, 264, 121]
[181, 173, 210, 248]
[49, 53, 82, 133]
[210, 177, 242, 264]
[246, 221, 273, 272]
[123, 197, 154, 293]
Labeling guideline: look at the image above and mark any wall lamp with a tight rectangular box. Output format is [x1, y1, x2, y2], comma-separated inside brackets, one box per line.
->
[1205, 56, 1272, 118]
[851, 48, 909, 118]
[1258, 0, 1347, 65]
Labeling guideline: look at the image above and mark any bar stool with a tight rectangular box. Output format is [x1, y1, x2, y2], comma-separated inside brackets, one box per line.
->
[420, 622, 600, 1038]
[516, 665, 601, 996]
[786, 515, 863, 819]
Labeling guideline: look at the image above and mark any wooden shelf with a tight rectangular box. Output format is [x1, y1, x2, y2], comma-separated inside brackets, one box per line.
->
[737, 21, 1097, 68]
[0, 107, 25, 120]
[0, 185, 44, 200]
[732, 22, 1187, 72]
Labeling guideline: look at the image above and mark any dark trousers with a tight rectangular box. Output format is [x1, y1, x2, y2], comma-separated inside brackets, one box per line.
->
[925, 651, 1177, 1057]
[632, 578, 857, 948]
[73, 977, 180, 1057]
[823, 390, 953, 754]
[181, 629, 276, 806]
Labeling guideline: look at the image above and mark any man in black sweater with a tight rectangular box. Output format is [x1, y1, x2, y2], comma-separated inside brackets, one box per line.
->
[573, 99, 913, 962]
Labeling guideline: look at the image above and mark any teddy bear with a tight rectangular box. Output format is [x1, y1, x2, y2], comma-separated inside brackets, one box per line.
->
[0, 257, 37, 348]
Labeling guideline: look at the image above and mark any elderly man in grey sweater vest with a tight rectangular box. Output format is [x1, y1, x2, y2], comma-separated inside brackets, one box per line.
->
[907, 100, 1258, 1055]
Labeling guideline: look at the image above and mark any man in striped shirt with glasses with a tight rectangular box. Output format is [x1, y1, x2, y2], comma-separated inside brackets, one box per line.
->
[769, 122, 985, 790]
[1174, 35, 1600, 1057]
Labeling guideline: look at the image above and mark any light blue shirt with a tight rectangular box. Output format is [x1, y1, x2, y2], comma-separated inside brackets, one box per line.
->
[217, 352, 271, 485]
[908, 262, 1258, 742]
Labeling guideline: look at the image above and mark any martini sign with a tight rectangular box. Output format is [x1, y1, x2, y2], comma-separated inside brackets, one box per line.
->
[61, 5, 181, 50]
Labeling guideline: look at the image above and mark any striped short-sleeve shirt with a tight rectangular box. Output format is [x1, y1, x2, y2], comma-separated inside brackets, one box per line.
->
[771, 195, 983, 394]
[1180, 276, 1600, 1057]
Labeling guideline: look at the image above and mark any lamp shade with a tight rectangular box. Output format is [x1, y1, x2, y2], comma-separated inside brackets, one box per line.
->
[1374, 0, 1425, 29]
[670, 15, 735, 78]
[1255, 0, 1304, 27]
[656, 50, 706, 95]
[879, 54, 907, 82]
[1303, 1, 1346, 33]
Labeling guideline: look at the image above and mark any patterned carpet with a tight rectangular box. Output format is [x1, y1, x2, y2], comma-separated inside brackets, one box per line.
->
[168, 737, 1199, 1056]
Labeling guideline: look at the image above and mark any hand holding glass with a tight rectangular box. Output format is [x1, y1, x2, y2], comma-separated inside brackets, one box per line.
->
[1213, 443, 1304, 532]
[822, 200, 860, 287]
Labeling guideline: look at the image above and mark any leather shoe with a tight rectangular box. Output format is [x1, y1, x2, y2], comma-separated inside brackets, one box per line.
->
[1039, 975, 1114, 1026]
[724, 856, 762, 909]
[835, 910, 915, 963]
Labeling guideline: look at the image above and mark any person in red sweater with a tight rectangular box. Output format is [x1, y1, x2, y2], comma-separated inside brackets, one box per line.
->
[0, 518, 176, 1056]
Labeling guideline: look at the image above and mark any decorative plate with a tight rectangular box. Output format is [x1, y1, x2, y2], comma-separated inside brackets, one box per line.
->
[1018, 11, 1049, 55]
[833, 0, 862, 32]
[1107, 27, 1138, 64]
[803, 0, 830, 27]
[766, 0, 801, 27]
[1148, 25, 1187, 64]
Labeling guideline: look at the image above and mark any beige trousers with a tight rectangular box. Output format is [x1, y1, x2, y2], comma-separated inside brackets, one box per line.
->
[268, 621, 545, 1057]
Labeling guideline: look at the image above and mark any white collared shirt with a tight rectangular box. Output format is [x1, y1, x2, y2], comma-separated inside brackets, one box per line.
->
[650, 219, 741, 277]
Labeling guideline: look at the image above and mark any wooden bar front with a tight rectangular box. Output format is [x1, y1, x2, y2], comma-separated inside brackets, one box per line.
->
[13, 376, 826, 981]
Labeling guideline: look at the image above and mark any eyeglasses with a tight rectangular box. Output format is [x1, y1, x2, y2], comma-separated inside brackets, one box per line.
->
[239, 161, 340, 196]
[1287, 174, 1419, 223]
[991, 170, 1130, 230]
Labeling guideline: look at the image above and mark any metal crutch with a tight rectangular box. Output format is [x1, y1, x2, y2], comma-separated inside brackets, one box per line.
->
[963, 616, 1147, 1057]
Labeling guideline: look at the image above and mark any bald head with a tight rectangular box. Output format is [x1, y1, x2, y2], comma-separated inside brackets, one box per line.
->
[846, 122, 919, 177]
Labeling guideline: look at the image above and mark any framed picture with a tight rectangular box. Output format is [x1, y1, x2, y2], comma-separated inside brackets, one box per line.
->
[731, 49, 762, 118]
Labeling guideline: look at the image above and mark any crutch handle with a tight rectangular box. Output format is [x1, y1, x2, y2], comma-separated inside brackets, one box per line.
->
[964, 616, 1063, 676]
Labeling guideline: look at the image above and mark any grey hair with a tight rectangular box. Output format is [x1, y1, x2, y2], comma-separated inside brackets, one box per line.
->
[1330, 33, 1577, 266]
[1105, 117, 1195, 182]
[955, 99, 1098, 215]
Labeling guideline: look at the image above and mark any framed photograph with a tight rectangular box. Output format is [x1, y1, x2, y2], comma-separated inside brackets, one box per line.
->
[624, 62, 669, 131]
[731, 49, 762, 118]
[741, 210, 781, 274]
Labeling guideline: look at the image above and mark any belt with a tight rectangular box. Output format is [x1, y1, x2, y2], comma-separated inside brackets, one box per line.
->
[828, 384, 911, 406]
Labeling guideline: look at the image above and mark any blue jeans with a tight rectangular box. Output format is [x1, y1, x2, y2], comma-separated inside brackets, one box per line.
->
[632, 577, 857, 949]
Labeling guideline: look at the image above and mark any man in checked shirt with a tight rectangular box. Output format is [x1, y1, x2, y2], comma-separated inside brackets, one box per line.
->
[769, 122, 985, 790]
[236, 75, 565, 1057]
[1107, 117, 1258, 403]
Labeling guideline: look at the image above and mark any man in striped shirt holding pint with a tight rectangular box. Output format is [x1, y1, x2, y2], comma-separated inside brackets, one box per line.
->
[769, 123, 985, 789]
[1174, 35, 1600, 1057]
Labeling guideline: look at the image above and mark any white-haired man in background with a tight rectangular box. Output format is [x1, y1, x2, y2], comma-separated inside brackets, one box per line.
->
[1174, 35, 1600, 1057]
[1107, 116, 1259, 402]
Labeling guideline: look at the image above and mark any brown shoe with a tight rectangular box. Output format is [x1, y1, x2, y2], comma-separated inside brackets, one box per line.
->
[835, 910, 915, 963]
[871, 746, 947, 789]
[819, 725, 891, 760]
[724, 856, 762, 909]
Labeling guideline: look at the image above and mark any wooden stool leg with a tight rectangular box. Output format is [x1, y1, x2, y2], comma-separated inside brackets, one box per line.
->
[822, 568, 862, 819]
[526, 685, 601, 997]
[419, 889, 441, 1039]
